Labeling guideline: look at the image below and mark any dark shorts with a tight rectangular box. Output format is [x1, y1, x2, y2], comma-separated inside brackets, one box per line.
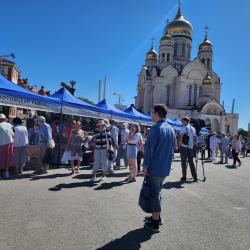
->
[148, 175, 165, 213]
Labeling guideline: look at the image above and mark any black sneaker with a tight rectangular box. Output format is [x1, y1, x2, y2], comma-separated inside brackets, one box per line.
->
[144, 220, 160, 233]
[180, 177, 186, 182]
[144, 216, 163, 226]
[193, 177, 198, 182]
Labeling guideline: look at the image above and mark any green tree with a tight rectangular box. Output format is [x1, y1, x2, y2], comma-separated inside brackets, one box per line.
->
[78, 97, 95, 105]
[238, 128, 248, 138]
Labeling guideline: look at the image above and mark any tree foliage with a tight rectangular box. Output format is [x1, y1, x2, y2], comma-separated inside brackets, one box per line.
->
[78, 97, 95, 105]
[238, 128, 248, 138]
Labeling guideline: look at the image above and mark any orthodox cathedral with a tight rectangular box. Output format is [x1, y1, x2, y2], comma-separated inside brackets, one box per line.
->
[135, 2, 238, 134]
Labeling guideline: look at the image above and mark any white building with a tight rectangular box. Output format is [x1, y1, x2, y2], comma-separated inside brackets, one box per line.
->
[135, 2, 238, 135]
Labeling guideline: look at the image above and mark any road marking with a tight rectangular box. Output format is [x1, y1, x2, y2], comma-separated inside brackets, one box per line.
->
[234, 207, 247, 211]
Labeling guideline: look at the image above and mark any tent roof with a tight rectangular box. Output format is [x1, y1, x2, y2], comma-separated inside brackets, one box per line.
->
[123, 105, 151, 121]
[96, 99, 133, 118]
[0, 75, 59, 104]
[50, 88, 109, 113]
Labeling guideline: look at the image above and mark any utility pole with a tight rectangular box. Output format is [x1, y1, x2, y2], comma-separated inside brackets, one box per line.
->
[231, 98, 235, 114]
[103, 76, 107, 99]
[98, 80, 101, 102]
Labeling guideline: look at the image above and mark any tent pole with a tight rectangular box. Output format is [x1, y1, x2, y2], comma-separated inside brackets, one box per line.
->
[57, 101, 64, 167]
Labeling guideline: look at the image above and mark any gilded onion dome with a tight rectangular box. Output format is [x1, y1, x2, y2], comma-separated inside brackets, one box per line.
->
[164, 2, 193, 39]
[199, 29, 213, 51]
[146, 46, 158, 60]
[160, 32, 174, 46]
[202, 72, 212, 85]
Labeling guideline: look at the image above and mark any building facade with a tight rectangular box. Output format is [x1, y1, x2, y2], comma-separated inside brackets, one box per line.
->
[135, 3, 239, 135]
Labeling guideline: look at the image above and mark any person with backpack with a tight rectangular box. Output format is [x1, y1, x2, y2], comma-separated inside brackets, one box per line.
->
[178, 117, 197, 182]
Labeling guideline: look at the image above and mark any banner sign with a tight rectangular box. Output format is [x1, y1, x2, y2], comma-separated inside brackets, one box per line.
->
[0, 94, 60, 113]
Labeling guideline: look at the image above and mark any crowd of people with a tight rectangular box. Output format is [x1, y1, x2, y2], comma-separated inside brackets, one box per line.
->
[0, 111, 247, 180]
[0, 106, 248, 233]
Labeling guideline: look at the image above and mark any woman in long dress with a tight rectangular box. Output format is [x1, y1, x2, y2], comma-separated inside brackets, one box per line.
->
[67, 121, 85, 174]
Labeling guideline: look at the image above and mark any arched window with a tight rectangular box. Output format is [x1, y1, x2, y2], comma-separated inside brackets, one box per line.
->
[188, 85, 192, 106]
[166, 85, 170, 106]
[187, 44, 191, 58]
[167, 53, 170, 62]
[182, 43, 185, 57]
[202, 58, 205, 64]
[194, 84, 197, 106]
[174, 43, 178, 56]
[161, 53, 165, 63]
[207, 58, 211, 67]
[199, 86, 203, 97]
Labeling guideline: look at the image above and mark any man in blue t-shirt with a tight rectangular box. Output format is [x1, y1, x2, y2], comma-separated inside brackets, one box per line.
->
[142, 104, 176, 233]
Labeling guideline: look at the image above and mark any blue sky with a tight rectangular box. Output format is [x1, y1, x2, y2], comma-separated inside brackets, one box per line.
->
[1, 0, 249, 128]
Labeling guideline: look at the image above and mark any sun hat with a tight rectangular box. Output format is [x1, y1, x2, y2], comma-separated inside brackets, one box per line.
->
[96, 120, 107, 127]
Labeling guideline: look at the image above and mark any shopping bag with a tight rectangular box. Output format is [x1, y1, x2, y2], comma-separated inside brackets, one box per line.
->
[61, 150, 71, 165]
[138, 176, 153, 213]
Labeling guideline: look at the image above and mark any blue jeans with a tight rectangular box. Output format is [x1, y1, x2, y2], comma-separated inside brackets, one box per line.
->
[116, 144, 128, 167]
[148, 175, 165, 213]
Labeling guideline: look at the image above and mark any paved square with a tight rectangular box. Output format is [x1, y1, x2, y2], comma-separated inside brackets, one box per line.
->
[0, 155, 249, 250]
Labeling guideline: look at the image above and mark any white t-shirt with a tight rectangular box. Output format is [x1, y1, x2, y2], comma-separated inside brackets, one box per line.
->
[128, 133, 142, 145]
[180, 124, 196, 149]
[13, 125, 29, 147]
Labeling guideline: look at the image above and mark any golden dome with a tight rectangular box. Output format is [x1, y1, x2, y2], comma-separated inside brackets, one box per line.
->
[202, 72, 212, 85]
[146, 47, 158, 60]
[165, 5, 193, 39]
[199, 27, 213, 51]
[160, 34, 174, 46]
[199, 39, 213, 51]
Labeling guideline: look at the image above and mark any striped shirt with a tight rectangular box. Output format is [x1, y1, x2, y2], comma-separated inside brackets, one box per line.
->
[93, 129, 112, 150]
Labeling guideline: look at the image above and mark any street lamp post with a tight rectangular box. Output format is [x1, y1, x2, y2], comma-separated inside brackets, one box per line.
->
[113, 92, 124, 109]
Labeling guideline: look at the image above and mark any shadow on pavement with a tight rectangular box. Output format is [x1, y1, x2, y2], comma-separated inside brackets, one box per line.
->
[225, 164, 237, 169]
[94, 180, 129, 190]
[96, 228, 153, 250]
[162, 181, 188, 190]
[48, 181, 99, 191]
[30, 173, 73, 181]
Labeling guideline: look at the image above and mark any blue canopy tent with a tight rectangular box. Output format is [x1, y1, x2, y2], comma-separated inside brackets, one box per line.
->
[95, 99, 143, 123]
[50, 88, 110, 119]
[123, 105, 153, 124]
[0, 75, 61, 112]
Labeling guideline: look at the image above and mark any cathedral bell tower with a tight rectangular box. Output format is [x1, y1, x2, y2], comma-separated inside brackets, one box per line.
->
[164, 0, 193, 72]
[158, 23, 174, 68]
[145, 40, 157, 70]
[198, 26, 213, 69]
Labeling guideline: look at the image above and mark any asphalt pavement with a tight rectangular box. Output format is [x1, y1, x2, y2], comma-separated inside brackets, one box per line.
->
[0, 154, 249, 250]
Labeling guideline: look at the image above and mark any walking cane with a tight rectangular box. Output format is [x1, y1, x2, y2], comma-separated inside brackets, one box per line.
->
[201, 160, 206, 182]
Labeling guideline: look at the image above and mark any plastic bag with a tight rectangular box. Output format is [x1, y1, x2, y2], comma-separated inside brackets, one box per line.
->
[61, 150, 71, 165]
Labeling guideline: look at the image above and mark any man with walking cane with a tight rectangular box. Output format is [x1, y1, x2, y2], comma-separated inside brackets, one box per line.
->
[140, 104, 175, 233]
[178, 117, 198, 182]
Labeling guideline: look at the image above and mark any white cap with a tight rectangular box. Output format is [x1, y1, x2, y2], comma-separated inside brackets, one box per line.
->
[0, 113, 6, 120]
[37, 116, 46, 122]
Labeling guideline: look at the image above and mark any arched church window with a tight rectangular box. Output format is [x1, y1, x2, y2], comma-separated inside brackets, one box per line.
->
[202, 58, 205, 64]
[182, 43, 185, 57]
[207, 58, 211, 67]
[199, 86, 203, 97]
[194, 84, 197, 106]
[166, 85, 170, 106]
[161, 53, 165, 63]
[174, 43, 178, 56]
[167, 53, 170, 62]
[188, 85, 192, 106]
[187, 44, 191, 58]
